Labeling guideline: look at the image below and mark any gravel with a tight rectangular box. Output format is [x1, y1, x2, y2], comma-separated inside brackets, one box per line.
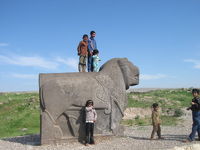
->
[1, 110, 200, 150]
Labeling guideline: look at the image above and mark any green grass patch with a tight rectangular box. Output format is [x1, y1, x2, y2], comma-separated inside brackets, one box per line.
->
[128, 89, 192, 109]
[0, 92, 40, 138]
[127, 97, 152, 108]
[161, 115, 181, 126]
[121, 116, 151, 126]
[0, 89, 193, 138]
[124, 89, 191, 127]
[121, 115, 180, 126]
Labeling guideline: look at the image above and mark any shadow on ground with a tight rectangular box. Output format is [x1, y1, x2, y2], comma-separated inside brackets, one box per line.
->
[1, 134, 114, 146]
[128, 134, 188, 142]
[1, 134, 40, 146]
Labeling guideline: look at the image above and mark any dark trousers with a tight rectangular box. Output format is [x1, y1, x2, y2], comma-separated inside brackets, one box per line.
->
[189, 111, 200, 141]
[85, 123, 94, 144]
[87, 56, 93, 72]
[151, 124, 161, 138]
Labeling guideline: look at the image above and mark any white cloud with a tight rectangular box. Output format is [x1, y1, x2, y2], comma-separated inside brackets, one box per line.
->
[55, 57, 78, 70]
[0, 43, 9, 47]
[0, 54, 59, 69]
[12, 73, 38, 79]
[140, 74, 168, 80]
[184, 59, 200, 69]
[0, 53, 79, 71]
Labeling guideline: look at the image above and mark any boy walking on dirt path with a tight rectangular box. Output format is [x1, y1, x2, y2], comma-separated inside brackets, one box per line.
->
[150, 103, 164, 140]
[184, 89, 200, 142]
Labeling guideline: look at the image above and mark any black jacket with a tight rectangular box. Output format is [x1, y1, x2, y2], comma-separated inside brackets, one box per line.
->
[190, 97, 200, 111]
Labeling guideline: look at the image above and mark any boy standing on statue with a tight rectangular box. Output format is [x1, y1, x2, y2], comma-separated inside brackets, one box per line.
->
[77, 34, 88, 72]
[88, 31, 97, 72]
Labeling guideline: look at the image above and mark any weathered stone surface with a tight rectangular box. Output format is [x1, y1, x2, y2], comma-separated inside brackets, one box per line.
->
[39, 58, 139, 145]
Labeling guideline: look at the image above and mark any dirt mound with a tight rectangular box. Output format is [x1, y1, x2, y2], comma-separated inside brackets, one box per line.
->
[123, 107, 152, 120]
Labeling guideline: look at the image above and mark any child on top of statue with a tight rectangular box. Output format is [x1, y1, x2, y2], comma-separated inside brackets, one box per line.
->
[77, 34, 88, 72]
[92, 49, 101, 72]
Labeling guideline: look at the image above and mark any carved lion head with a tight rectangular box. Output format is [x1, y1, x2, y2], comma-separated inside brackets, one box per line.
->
[118, 58, 139, 90]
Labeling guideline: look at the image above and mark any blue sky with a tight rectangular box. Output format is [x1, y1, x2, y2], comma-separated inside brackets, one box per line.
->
[0, 0, 200, 92]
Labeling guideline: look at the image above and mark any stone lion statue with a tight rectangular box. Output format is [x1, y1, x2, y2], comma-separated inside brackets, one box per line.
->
[39, 58, 139, 144]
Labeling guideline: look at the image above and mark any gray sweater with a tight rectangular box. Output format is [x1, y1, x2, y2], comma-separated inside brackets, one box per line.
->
[85, 106, 97, 122]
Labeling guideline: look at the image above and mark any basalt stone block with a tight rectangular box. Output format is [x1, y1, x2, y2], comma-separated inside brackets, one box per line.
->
[39, 58, 139, 145]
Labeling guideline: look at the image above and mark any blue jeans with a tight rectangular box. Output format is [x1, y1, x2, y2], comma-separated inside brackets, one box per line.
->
[87, 56, 93, 72]
[189, 111, 200, 141]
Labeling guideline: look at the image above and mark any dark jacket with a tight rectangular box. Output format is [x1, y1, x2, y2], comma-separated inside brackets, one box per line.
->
[190, 97, 200, 111]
